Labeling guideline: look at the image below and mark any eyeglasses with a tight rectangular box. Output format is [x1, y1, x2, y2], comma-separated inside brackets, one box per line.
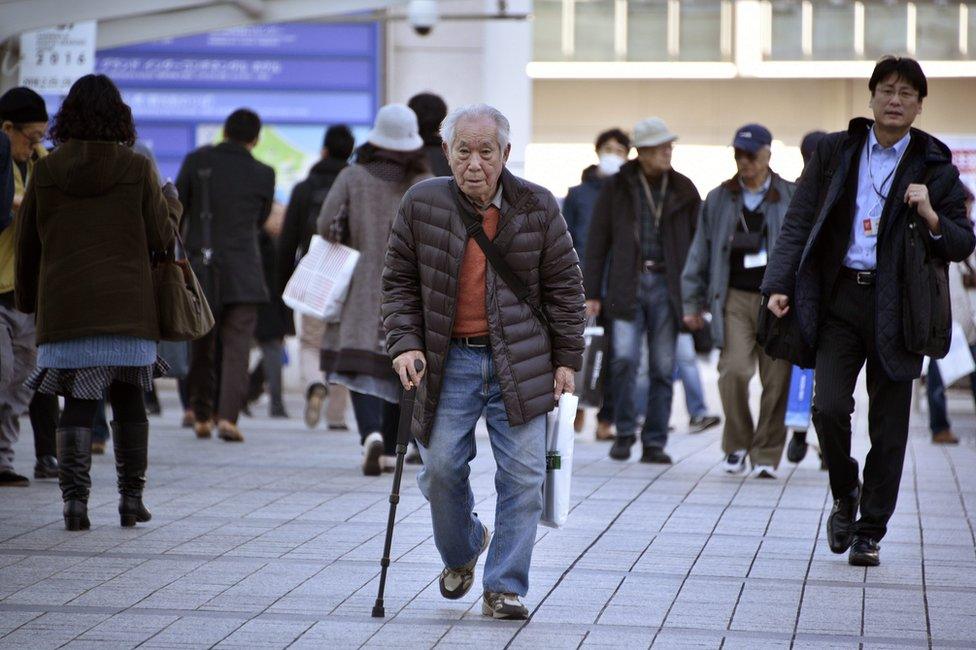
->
[14, 126, 46, 146]
[875, 87, 919, 102]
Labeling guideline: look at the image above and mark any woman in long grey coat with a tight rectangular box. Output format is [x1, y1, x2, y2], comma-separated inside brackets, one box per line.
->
[318, 104, 431, 475]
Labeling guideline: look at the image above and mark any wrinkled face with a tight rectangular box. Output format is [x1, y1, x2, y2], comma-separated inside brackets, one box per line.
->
[734, 146, 771, 185]
[636, 142, 672, 176]
[598, 138, 629, 160]
[444, 116, 510, 205]
[870, 73, 923, 132]
[2, 121, 46, 163]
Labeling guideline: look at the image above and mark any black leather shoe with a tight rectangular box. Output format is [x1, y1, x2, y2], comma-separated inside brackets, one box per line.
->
[848, 535, 880, 566]
[34, 455, 59, 479]
[609, 436, 635, 461]
[827, 484, 860, 554]
[786, 430, 809, 463]
[640, 446, 672, 464]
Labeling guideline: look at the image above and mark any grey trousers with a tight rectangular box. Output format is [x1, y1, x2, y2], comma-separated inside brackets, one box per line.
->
[0, 304, 37, 471]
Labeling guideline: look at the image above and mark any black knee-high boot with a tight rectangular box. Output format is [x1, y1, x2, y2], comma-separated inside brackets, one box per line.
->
[111, 421, 151, 527]
[57, 427, 92, 531]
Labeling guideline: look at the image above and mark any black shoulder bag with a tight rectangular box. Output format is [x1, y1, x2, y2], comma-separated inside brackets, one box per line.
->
[450, 183, 551, 331]
[902, 167, 951, 358]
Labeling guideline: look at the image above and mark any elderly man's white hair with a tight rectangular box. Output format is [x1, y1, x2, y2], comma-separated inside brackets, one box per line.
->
[439, 103, 511, 152]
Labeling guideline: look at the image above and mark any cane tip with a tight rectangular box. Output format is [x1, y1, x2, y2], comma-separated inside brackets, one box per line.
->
[371, 605, 385, 618]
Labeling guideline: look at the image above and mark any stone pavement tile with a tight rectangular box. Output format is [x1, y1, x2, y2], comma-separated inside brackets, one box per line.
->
[796, 585, 862, 635]
[288, 619, 383, 648]
[139, 615, 248, 647]
[0, 612, 111, 649]
[926, 589, 976, 643]
[721, 635, 791, 650]
[688, 554, 753, 578]
[433, 621, 522, 648]
[729, 582, 801, 634]
[662, 579, 740, 631]
[747, 557, 810, 581]
[924, 560, 976, 588]
[791, 636, 860, 650]
[863, 560, 924, 586]
[77, 612, 179, 644]
[650, 629, 724, 648]
[600, 575, 682, 627]
[581, 626, 654, 648]
[214, 618, 313, 648]
[359, 620, 453, 648]
[862, 587, 927, 640]
[506, 625, 587, 649]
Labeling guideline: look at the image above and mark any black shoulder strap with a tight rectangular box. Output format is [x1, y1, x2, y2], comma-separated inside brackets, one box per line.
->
[196, 148, 214, 267]
[450, 182, 550, 329]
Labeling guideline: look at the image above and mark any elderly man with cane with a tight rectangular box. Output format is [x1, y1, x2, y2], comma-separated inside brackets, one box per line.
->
[381, 103, 585, 619]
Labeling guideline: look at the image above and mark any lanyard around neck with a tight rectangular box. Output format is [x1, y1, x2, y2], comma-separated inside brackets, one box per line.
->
[638, 172, 668, 225]
[867, 138, 904, 202]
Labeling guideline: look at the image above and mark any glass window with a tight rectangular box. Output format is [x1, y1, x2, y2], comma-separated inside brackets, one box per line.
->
[574, 0, 616, 60]
[627, 0, 669, 61]
[679, 0, 724, 61]
[916, 2, 962, 60]
[813, 2, 856, 60]
[864, 1, 908, 60]
[532, 0, 563, 61]
[769, 0, 804, 60]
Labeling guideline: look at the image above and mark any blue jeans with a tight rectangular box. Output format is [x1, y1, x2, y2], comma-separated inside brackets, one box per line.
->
[611, 272, 677, 448]
[926, 343, 976, 433]
[417, 343, 547, 596]
[675, 333, 707, 418]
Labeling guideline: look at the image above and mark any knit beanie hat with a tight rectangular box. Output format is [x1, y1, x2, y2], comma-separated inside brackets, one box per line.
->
[0, 87, 48, 123]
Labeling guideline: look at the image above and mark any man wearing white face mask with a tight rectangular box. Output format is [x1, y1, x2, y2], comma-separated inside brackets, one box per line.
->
[563, 128, 630, 439]
[585, 118, 702, 463]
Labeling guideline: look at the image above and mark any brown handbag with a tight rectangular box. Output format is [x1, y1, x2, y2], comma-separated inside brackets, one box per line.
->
[153, 234, 215, 342]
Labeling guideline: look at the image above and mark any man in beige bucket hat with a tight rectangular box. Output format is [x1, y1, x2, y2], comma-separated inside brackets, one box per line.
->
[584, 118, 704, 464]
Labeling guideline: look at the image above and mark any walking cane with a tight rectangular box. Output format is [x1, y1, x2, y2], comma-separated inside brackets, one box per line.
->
[372, 358, 424, 618]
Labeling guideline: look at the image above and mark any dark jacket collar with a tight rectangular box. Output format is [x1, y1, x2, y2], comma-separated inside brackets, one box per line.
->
[721, 171, 783, 204]
[310, 157, 347, 176]
[845, 117, 951, 165]
[215, 140, 254, 158]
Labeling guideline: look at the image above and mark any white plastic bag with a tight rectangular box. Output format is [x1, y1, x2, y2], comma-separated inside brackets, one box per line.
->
[541, 393, 578, 529]
[930, 321, 976, 386]
[282, 235, 360, 322]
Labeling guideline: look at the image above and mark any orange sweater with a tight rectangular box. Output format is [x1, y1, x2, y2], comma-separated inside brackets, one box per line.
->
[453, 205, 500, 337]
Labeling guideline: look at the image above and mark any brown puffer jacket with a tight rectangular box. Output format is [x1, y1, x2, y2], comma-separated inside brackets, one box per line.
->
[382, 168, 585, 444]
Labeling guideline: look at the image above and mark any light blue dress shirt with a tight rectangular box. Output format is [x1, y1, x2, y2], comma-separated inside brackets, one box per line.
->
[843, 127, 911, 270]
[740, 174, 772, 211]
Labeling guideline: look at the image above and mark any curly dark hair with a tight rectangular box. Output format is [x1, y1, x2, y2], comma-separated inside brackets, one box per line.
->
[50, 74, 136, 146]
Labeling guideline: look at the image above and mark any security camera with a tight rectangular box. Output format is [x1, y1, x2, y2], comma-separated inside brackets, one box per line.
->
[407, 0, 438, 36]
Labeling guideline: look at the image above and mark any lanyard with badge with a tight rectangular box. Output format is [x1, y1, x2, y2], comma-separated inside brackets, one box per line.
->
[638, 172, 668, 227]
[864, 142, 899, 238]
[732, 188, 770, 269]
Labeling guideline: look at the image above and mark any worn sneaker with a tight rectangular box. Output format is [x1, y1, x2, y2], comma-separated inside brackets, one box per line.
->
[723, 450, 747, 474]
[362, 432, 384, 476]
[439, 523, 491, 600]
[751, 464, 777, 479]
[689, 414, 721, 433]
[217, 422, 244, 442]
[482, 591, 529, 620]
[304, 383, 328, 429]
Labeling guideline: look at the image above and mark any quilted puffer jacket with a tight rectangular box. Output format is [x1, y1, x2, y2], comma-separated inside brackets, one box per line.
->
[382, 168, 586, 444]
[762, 118, 976, 381]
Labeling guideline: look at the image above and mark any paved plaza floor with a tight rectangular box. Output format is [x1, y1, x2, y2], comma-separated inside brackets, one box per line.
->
[1, 378, 975, 649]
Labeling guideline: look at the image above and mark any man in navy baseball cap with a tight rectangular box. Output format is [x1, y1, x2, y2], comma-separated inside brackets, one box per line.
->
[732, 123, 773, 153]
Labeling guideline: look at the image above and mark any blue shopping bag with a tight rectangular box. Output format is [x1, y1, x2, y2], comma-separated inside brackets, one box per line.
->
[784, 367, 814, 430]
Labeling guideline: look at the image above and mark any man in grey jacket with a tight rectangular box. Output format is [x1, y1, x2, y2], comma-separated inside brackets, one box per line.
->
[682, 124, 796, 479]
[382, 104, 584, 620]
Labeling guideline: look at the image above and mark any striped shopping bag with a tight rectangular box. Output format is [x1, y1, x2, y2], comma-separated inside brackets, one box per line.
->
[282, 235, 360, 322]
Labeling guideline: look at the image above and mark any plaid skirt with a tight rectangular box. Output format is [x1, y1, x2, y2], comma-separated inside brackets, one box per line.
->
[26, 358, 169, 400]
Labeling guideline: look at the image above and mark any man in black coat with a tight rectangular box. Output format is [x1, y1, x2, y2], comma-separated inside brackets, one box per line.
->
[177, 108, 276, 443]
[276, 124, 354, 430]
[584, 118, 702, 464]
[762, 57, 975, 567]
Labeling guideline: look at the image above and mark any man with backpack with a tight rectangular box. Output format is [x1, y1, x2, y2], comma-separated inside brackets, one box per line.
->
[277, 125, 354, 430]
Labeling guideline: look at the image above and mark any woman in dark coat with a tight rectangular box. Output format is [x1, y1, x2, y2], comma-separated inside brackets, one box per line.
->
[15, 74, 180, 531]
